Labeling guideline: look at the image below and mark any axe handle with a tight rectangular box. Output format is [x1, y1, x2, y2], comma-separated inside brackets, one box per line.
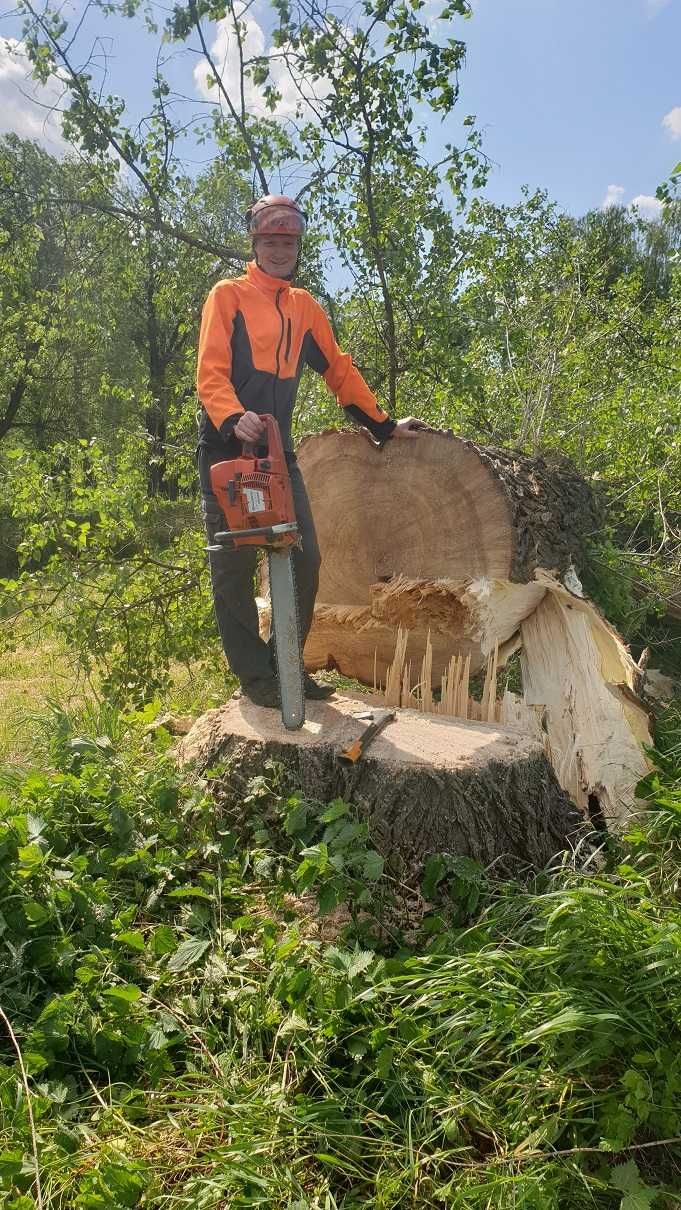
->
[338, 711, 396, 765]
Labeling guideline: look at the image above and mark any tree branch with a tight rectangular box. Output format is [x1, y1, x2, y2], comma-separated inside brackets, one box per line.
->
[189, 0, 269, 195]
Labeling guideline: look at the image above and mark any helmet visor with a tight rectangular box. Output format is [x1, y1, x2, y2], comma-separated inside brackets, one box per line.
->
[250, 205, 306, 236]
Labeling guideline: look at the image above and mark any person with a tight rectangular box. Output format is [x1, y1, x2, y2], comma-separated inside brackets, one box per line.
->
[196, 194, 424, 708]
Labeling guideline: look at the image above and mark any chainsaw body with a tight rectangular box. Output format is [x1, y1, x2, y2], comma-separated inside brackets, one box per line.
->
[209, 414, 297, 551]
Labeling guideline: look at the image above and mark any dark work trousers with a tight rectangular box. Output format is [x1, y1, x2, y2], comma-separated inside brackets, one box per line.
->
[200, 455, 321, 689]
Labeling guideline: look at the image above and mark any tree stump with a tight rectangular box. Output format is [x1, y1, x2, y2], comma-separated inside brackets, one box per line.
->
[178, 696, 583, 872]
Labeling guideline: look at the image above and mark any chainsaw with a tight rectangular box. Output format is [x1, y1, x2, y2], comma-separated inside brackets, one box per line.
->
[207, 414, 305, 731]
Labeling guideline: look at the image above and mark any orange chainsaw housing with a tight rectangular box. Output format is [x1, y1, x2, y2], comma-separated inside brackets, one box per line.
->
[209, 414, 298, 550]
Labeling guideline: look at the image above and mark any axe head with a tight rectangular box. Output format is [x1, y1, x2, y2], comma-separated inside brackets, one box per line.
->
[354, 708, 395, 724]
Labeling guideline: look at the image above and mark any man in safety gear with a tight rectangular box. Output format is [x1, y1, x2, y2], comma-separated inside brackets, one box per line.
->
[197, 193, 424, 709]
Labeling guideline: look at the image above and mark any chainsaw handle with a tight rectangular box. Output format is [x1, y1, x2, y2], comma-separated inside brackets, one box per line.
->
[239, 414, 285, 464]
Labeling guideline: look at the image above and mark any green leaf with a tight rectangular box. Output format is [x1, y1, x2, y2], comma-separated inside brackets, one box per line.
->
[17, 843, 45, 874]
[346, 1035, 369, 1058]
[26, 813, 46, 841]
[98, 1159, 150, 1206]
[166, 938, 211, 972]
[114, 930, 145, 952]
[610, 1160, 658, 1209]
[285, 799, 309, 835]
[279, 1012, 309, 1034]
[317, 882, 340, 914]
[102, 983, 142, 1006]
[23, 1051, 49, 1075]
[421, 853, 447, 899]
[320, 799, 350, 823]
[276, 930, 300, 959]
[347, 949, 375, 980]
[525, 1008, 622, 1042]
[376, 1045, 394, 1078]
[295, 857, 319, 890]
[24, 900, 50, 925]
[363, 850, 384, 881]
[232, 915, 259, 932]
[150, 925, 177, 956]
[66, 736, 100, 758]
[165, 887, 214, 901]
[331, 821, 364, 849]
[0, 1150, 23, 1187]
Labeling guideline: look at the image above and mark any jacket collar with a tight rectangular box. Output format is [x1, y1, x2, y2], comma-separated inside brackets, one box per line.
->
[246, 259, 292, 296]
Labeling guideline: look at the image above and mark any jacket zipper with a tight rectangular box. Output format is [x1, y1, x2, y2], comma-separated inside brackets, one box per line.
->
[285, 318, 292, 362]
[274, 288, 285, 374]
[273, 288, 285, 419]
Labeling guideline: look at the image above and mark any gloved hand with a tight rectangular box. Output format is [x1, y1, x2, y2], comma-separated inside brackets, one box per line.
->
[391, 417, 430, 438]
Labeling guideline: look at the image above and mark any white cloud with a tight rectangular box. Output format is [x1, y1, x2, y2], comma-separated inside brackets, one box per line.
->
[0, 38, 69, 151]
[662, 106, 681, 141]
[647, 0, 671, 11]
[193, 10, 331, 121]
[628, 194, 663, 219]
[602, 183, 625, 209]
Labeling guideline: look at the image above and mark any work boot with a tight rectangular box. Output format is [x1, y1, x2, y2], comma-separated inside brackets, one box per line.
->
[303, 673, 335, 700]
[238, 677, 281, 709]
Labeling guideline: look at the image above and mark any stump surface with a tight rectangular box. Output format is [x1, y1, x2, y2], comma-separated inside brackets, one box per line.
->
[179, 696, 582, 872]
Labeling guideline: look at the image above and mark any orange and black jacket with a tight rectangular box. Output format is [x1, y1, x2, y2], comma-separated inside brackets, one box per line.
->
[196, 260, 395, 480]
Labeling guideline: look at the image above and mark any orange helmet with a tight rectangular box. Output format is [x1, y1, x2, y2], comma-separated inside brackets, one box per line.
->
[246, 194, 307, 237]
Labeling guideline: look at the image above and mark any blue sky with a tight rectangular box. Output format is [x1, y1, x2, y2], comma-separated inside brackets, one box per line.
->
[459, 0, 681, 217]
[1, 0, 679, 220]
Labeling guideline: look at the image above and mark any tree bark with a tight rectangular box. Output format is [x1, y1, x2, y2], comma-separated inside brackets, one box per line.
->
[0, 372, 29, 443]
[177, 695, 583, 874]
[0, 340, 42, 443]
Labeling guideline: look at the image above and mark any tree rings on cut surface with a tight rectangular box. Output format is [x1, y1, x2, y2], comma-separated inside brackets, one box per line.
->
[297, 429, 598, 685]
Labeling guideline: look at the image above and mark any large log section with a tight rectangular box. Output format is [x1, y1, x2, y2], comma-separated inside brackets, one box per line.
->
[178, 696, 582, 872]
[298, 429, 600, 683]
[293, 430, 650, 824]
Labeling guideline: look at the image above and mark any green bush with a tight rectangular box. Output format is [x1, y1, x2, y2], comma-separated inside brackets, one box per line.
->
[1, 699, 681, 1206]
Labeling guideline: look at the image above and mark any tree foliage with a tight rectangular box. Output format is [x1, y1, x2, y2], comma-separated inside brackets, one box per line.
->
[1, 0, 681, 689]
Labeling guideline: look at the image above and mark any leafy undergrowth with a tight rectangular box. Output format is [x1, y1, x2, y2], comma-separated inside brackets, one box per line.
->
[1, 702, 681, 1207]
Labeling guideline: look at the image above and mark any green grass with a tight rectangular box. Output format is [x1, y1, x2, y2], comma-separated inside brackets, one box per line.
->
[1, 675, 681, 1206]
[0, 639, 82, 770]
[0, 629, 237, 772]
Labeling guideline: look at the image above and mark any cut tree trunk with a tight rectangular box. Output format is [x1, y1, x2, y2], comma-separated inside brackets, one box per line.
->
[177, 696, 583, 872]
[280, 429, 651, 824]
[296, 429, 600, 683]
